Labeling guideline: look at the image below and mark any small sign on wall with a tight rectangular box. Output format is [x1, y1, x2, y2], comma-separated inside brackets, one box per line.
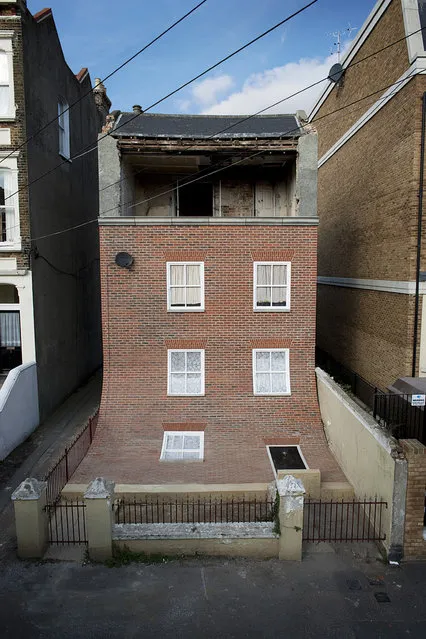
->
[411, 394, 426, 407]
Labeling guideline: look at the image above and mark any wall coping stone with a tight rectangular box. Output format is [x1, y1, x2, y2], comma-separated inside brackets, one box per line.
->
[98, 216, 319, 227]
[12, 478, 46, 501]
[84, 477, 115, 499]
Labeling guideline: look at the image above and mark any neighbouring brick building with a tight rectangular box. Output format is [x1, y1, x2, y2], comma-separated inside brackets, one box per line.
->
[73, 109, 347, 487]
[311, 0, 426, 557]
[0, 1, 107, 421]
[311, 0, 426, 391]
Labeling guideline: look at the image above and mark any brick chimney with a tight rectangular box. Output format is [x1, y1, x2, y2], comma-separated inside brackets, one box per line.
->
[93, 78, 112, 129]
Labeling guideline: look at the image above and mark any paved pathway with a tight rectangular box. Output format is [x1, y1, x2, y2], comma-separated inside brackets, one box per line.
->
[0, 370, 101, 559]
[0, 543, 425, 638]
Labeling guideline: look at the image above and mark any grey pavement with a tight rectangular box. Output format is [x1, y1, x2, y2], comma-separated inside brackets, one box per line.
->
[0, 370, 101, 558]
[0, 543, 425, 638]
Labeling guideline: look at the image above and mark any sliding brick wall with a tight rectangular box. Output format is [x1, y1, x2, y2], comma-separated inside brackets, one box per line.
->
[74, 223, 345, 485]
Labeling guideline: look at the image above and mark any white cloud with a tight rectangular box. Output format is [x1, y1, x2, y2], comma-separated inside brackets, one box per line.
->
[191, 74, 234, 107]
[202, 53, 339, 117]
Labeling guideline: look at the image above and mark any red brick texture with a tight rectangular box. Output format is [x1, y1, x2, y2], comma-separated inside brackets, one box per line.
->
[74, 224, 346, 485]
[400, 439, 426, 559]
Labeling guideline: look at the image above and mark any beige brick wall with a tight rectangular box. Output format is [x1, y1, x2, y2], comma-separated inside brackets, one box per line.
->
[317, 285, 413, 389]
[314, 0, 409, 158]
[314, 0, 426, 388]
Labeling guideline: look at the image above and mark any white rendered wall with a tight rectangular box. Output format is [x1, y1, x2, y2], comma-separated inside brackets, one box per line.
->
[0, 362, 39, 460]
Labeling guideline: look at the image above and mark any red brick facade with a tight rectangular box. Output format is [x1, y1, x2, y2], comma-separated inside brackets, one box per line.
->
[74, 222, 345, 485]
[401, 439, 426, 559]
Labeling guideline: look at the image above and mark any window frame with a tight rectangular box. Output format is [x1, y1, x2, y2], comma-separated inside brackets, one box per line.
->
[253, 261, 291, 312]
[167, 348, 205, 396]
[252, 348, 291, 396]
[0, 157, 20, 250]
[160, 430, 205, 461]
[58, 97, 70, 159]
[166, 261, 205, 312]
[0, 35, 15, 120]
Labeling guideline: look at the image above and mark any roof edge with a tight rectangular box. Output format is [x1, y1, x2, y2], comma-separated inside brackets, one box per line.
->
[33, 7, 52, 23]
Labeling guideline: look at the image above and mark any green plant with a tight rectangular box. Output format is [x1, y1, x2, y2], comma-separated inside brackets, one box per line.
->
[104, 543, 183, 567]
[272, 493, 281, 536]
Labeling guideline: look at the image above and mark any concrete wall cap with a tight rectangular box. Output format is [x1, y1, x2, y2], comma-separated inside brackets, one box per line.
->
[276, 475, 305, 496]
[11, 478, 46, 501]
[84, 477, 115, 499]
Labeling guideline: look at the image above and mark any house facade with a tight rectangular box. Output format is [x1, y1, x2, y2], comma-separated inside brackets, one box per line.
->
[73, 110, 346, 487]
[311, 0, 426, 390]
[0, 1, 106, 420]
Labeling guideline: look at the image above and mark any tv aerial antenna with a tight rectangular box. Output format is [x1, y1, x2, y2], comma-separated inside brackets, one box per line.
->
[330, 24, 357, 62]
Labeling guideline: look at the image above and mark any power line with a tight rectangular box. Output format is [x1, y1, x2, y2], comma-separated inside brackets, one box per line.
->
[27, 68, 417, 243]
[0, 0, 209, 167]
[99, 23, 426, 199]
[13, 21, 423, 242]
[4, 1, 318, 204]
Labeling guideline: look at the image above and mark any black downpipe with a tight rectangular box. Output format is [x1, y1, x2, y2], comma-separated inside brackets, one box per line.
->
[412, 92, 426, 377]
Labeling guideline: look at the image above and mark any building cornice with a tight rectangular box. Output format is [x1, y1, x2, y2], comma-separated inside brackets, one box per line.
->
[318, 275, 426, 294]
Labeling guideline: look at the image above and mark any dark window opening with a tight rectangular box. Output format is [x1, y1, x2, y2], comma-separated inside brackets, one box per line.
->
[268, 446, 306, 472]
[178, 182, 212, 217]
[0, 310, 22, 372]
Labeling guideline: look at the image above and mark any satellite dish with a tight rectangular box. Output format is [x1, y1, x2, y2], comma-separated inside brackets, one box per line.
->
[328, 63, 344, 84]
[115, 252, 134, 269]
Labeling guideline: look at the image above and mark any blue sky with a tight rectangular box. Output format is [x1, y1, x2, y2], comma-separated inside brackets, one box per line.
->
[28, 0, 376, 115]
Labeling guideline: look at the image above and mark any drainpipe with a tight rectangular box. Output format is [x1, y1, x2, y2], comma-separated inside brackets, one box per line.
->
[412, 92, 426, 377]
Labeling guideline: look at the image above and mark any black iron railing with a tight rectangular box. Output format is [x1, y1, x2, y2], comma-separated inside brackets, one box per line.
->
[316, 348, 378, 411]
[45, 500, 87, 545]
[43, 412, 98, 505]
[303, 498, 387, 543]
[316, 348, 426, 444]
[373, 392, 426, 445]
[114, 497, 276, 525]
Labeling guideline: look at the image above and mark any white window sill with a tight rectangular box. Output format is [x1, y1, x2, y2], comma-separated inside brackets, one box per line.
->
[167, 307, 205, 313]
[254, 392, 291, 397]
[0, 115, 16, 122]
[159, 458, 204, 463]
[253, 307, 291, 312]
[0, 241, 22, 252]
[167, 393, 205, 397]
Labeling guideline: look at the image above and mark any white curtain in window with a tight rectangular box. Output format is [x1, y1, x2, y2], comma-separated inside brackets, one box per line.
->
[257, 264, 271, 285]
[0, 312, 20, 347]
[186, 264, 201, 306]
[170, 265, 185, 306]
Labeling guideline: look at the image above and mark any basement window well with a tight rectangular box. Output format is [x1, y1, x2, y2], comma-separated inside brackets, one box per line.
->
[267, 445, 308, 475]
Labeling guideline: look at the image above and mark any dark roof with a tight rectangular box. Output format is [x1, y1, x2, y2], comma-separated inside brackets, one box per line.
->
[113, 113, 301, 139]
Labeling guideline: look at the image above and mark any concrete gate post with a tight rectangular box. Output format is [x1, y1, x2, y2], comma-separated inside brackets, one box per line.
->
[84, 477, 115, 561]
[12, 478, 48, 558]
[277, 475, 305, 561]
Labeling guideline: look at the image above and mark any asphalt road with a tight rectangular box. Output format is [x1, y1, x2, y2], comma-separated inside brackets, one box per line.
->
[0, 545, 425, 638]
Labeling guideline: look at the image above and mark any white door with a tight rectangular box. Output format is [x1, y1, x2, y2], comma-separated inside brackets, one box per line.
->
[255, 182, 275, 217]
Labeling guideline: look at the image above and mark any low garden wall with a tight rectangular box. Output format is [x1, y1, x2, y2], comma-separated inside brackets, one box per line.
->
[316, 367, 406, 560]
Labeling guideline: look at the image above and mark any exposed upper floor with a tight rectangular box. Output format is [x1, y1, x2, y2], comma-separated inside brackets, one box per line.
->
[99, 110, 318, 223]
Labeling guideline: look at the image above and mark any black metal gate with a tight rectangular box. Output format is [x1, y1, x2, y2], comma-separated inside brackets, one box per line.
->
[303, 499, 387, 543]
[45, 500, 87, 545]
